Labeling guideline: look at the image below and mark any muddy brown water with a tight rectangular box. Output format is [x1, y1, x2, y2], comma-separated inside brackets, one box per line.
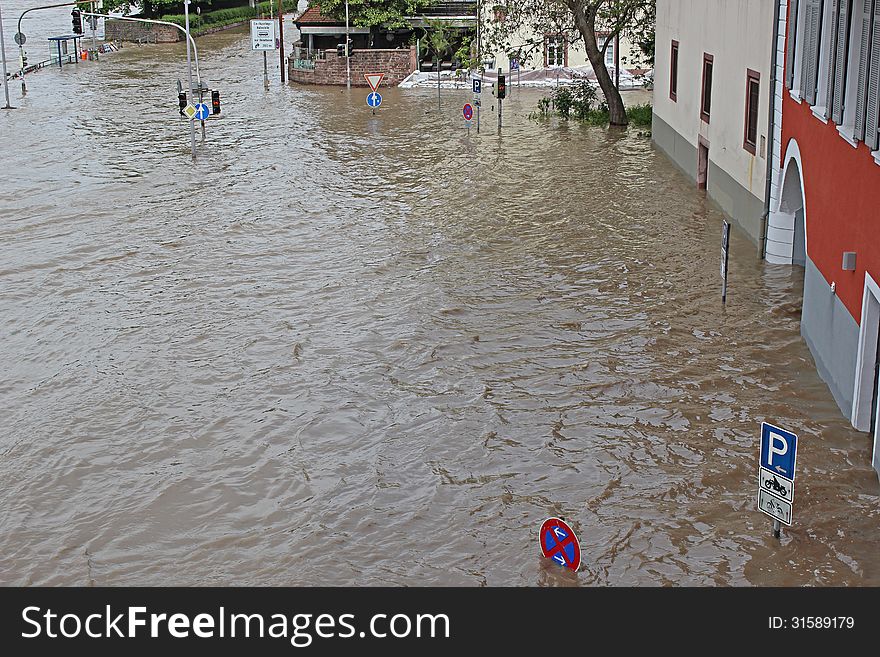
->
[1, 24, 879, 586]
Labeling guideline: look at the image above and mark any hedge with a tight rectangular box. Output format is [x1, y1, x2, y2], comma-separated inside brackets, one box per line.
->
[160, 0, 296, 33]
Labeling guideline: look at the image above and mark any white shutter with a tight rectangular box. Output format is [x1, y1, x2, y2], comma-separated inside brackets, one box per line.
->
[804, 0, 824, 103]
[866, 5, 880, 149]
[825, 0, 841, 117]
[855, 0, 874, 139]
[832, 0, 851, 124]
[787, 0, 801, 88]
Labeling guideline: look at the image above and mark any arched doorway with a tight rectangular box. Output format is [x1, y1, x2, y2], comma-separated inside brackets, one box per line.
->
[766, 144, 806, 266]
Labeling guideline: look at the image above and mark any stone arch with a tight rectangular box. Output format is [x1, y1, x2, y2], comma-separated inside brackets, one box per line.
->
[766, 139, 807, 266]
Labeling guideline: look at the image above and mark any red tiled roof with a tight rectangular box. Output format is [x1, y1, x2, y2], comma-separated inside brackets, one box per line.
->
[296, 5, 343, 25]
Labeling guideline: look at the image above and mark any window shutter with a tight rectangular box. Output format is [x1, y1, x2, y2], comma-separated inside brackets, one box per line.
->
[825, 0, 841, 117]
[804, 0, 824, 103]
[786, 0, 801, 88]
[866, 4, 880, 149]
[832, 0, 851, 124]
[855, 0, 874, 139]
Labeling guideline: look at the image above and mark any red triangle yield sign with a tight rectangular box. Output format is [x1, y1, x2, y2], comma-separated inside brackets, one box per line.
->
[364, 73, 385, 92]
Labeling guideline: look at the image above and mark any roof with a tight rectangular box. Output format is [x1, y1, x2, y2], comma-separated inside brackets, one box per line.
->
[295, 6, 343, 26]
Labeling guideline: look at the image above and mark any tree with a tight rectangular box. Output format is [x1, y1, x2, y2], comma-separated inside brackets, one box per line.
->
[483, 0, 654, 126]
[318, 0, 437, 29]
[423, 18, 451, 109]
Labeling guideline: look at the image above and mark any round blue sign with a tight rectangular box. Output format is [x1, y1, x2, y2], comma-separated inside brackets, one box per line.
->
[194, 103, 210, 121]
[367, 92, 382, 108]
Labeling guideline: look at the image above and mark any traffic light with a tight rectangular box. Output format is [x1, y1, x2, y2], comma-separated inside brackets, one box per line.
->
[497, 74, 506, 99]
[211, 89, 221, 115]
[72, 9, 83, 35]
[178, 91, 187, 115]
[336, 39, 353, 57]
[19, 52, 28, 69]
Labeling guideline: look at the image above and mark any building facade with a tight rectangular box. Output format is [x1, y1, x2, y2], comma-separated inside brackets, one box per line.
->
[774, 0, 880, 475]
[653, 0, 778, 244]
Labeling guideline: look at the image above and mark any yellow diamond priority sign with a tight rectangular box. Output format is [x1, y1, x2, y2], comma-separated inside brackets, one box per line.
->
[183, 104, 197, 120]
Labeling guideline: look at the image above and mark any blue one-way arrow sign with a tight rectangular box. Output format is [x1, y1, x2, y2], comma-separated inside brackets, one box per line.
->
[759, 422, 798, 480]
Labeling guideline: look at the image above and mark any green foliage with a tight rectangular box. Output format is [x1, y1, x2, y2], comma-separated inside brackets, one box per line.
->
[542, 81, 600, 120]
[317, 0, 437, 30]
[626, 102, 652, 126]
[536, 84, 652, 127]
[97, 0, 295, 19]
[158, 0, 296, 31]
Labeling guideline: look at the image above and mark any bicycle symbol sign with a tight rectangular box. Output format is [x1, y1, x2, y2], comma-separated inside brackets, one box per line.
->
[539, 517, 581, 571]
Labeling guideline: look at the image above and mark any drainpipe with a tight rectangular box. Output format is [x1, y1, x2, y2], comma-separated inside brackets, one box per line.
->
[761, 0, 783, 260]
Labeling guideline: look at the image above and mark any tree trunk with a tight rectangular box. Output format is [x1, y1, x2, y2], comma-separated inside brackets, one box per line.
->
[568, 3, 628, 126]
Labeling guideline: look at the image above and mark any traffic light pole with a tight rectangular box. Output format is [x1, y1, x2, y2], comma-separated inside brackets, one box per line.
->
[184, 0, 197, 161]
[16, 2, 82, 94]
[1, 0, 15, 109]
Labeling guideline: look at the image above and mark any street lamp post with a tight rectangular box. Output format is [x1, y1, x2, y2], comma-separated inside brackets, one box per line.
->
[1, 0, 15, 109]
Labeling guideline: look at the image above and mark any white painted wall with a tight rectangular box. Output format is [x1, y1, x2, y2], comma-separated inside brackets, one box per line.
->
[655, 0, 776, 203]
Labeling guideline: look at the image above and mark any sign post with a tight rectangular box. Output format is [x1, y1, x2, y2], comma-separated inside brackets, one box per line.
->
[721, 220, 731, 304]
[184, 0, 196, 161]
[364, 73, 384, 114]
[251, 18, 276, 90]
[473, 77, 481, 134]
[757, 422, 798, 539]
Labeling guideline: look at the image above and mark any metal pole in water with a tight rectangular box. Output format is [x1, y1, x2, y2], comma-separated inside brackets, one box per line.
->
[184, 0, 196, 160]
[263, 51, 268, 89]
[90, 1, 97, 59]
[773, 520, 781, 540]
[345, 0, 350, 90]
[0, 0, 15, 109]
[278, 1, 285, 83]
[497, 66, 501, 131]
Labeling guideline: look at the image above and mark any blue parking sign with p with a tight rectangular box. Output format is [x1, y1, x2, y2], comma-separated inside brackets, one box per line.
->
[760, 422, 798, 480]
[473, 78, 481, 94]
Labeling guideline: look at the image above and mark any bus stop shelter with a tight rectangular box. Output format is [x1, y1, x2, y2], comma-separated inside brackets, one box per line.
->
[48, 35, 83, 68]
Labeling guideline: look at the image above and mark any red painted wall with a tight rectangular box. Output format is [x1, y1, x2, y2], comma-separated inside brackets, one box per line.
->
[781, 93, 880, 323]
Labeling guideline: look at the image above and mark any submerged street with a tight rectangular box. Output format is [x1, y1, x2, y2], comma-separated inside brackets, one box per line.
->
[1, 24, 879, 586]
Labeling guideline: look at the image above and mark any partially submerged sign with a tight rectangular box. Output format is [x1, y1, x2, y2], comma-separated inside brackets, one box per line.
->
[364, 73, 384, 92]
[250, 20, 276, 51]
[757, 422, 798, 527]
[539, 517, 580, 571]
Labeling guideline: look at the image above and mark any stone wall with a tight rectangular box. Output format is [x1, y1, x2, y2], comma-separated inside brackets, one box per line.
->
[104, 20, 182, 44]
[104, 19, 251, 44]
[289, 47, 417, 87]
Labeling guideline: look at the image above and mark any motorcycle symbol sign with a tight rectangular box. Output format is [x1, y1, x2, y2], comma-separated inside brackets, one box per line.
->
[759, 467, 794, 503]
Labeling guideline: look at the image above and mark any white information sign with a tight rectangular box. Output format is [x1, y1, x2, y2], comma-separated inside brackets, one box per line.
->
[251, 20, 276, 51]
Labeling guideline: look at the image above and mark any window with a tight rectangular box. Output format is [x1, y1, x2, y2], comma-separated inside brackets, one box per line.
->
[800, 0, 826, 105]
[786, 0, 801, 90]
[701, 53, 714, 123]
[744, 70, 761, 154]
[605, 37, 616, 69]
[545, 35, 566, 68]
[670, 40, 679, 101]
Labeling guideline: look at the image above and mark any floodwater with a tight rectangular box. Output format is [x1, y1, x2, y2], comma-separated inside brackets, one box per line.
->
[2, 22, 879, 587]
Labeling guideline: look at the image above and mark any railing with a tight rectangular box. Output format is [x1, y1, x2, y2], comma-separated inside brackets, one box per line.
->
[291, 47, 325, 71]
